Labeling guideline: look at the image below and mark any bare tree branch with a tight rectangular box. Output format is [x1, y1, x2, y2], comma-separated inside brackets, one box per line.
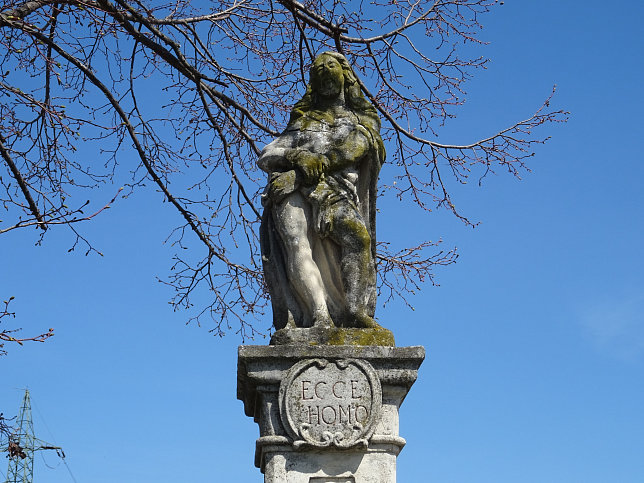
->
[0, 298, 54, 356]
[0, 0, 567, 336]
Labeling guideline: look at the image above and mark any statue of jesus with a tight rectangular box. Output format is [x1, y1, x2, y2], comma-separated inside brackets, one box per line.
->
[259, 52, 385, 331]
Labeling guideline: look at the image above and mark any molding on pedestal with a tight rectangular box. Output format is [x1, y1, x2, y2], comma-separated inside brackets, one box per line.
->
[237, 344, 424, 482]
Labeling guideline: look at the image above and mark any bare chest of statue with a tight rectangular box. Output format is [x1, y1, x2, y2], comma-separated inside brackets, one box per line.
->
[288, 114, 359, 155]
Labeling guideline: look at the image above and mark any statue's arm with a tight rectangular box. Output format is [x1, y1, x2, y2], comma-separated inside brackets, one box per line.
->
[257, 140, 292, 173]
[258, 125, 371, 182]
[258, 133, 329, 185]
[259, 129, 319, 173]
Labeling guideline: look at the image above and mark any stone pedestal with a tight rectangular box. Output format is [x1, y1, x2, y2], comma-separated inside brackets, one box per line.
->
[237, 345, 424, 483]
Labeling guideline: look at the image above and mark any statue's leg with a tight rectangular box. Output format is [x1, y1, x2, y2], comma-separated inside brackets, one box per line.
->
[273, 193, 333, 328]
[328, 204, 381, 329]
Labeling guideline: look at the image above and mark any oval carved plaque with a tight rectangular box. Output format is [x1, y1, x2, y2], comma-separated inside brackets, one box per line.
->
[279, 358, 381, 449]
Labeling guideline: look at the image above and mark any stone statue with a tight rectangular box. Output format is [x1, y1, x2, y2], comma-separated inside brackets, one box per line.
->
[259, 52, 386, 332]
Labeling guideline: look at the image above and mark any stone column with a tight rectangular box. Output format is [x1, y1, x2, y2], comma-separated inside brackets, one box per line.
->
[237, 345, 424, 483]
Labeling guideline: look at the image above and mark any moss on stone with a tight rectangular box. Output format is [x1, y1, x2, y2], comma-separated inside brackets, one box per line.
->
[271, 327, 395, 347]
[326, 328, 395, 347]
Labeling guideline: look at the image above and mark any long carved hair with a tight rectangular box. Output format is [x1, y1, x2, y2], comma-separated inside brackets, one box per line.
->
[288, 52, 382, 140]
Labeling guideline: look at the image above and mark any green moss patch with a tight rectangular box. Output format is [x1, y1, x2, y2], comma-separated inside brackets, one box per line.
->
[271, 327, 395, 347]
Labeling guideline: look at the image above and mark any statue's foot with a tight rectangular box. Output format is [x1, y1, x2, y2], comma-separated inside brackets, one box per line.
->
[312, 311, 334, 328]
[353, 312, 382, 329]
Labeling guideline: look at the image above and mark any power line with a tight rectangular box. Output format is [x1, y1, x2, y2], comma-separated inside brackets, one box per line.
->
[32, 394, 78, 483]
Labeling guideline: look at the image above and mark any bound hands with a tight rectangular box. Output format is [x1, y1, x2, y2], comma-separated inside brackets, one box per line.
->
[287, 150, 329, 186]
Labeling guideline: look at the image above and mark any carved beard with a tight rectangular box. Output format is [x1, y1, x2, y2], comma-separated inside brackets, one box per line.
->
[316, 73, 343, 99]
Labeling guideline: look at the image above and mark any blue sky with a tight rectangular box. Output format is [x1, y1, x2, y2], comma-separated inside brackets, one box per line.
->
[2, 1, 644, 481]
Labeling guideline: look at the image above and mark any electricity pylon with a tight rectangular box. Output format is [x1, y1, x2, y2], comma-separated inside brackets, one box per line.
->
[2, 389, 63, 483]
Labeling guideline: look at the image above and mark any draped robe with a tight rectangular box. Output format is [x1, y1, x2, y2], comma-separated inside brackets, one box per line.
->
[259, 109, 384, 329]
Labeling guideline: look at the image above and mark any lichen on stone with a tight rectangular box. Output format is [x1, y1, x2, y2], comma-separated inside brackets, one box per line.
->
[271, 327, 395, 347]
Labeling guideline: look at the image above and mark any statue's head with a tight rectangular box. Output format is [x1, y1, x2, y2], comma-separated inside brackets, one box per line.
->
[309, 52, 351, 102]
[289, 52, 380, 131]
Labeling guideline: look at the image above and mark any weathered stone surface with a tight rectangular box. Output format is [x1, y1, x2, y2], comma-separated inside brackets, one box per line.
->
[241, 50, 424, 483]
[280, 358, 381, 449]
[237, 345, 425, 482]
[309, 478, 357, 483]
[259, 52, 386, 332]
[271, 326, 395, 347]
[263, 451, 396, 483]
